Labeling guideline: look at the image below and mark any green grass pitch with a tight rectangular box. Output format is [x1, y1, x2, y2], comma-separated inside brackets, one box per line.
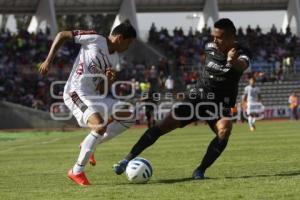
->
[0, 121, 299, 200]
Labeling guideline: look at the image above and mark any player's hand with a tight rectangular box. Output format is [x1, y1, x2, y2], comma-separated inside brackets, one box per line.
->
[39, 60, 51, 75]
[106, 68, 117, 83]
[96, 68, 117, 94]
[227, 48, 238, 63]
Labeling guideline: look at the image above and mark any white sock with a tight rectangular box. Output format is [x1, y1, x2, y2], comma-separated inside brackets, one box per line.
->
[85, 120, 135, 164]
[97, 119, 135, 144]
[252, 117, 256, 125]
[248, 116, 253, 128]
[89, 120, 135, 162]
[73, 131, 102, 174]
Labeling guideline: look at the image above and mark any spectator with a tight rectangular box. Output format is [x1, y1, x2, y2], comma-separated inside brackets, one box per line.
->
[164, 75, 174, 93]
[289, 92, 299, 120]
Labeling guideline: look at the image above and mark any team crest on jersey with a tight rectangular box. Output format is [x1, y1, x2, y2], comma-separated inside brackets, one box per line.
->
[76, 62, 84, 75]
[87, 62, 102, 74]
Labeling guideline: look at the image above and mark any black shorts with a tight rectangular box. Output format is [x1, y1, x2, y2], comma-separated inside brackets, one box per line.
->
[173, 91, 232, 128]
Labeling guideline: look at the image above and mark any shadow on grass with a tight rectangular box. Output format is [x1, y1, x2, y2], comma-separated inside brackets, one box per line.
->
[106, 170, 300, 186]
[145, 170, 300, 184]
[225, 170, 300, 180]
[110, 177, 198, 185]
[152, 177, 194, 184]
[149, 177, 217, 184]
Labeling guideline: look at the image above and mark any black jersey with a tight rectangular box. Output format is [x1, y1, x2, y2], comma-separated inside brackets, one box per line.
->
[196, 42, 250, 107]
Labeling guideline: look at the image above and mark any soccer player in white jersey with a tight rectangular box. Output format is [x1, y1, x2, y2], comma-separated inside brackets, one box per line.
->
[243, 77, 262, 131]
[39, 21, 137, 186]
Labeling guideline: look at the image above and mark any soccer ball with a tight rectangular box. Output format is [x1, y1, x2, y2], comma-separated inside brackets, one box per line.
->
[125, 157, 153, 183]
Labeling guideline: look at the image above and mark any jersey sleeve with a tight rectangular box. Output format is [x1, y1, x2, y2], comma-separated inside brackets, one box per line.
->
[72, 30, 100, 46]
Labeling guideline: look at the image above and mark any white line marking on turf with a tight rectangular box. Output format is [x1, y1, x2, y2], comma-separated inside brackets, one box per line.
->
[0, 138, 62, 153]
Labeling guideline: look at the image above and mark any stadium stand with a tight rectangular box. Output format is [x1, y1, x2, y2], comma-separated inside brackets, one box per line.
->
[1, 24, 300, 112]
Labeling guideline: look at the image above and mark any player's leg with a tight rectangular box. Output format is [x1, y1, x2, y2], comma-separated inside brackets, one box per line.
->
[79, 142, 97, 166]
[193, 118, 232, 179]
[81, 104, 136, 166]
[73, 113, 108, 171]
[145, 109, 151, 128]
[96, 118, 136, 144]
[248, 114, 253, 129]
[248, 113, 256, 131]
[247, 102, 257, 131]
[113, 111, 183, 175]
[113, 97, 197, 175]
[69, 112, 112, 186]
[80, 119, 134, 168]
[247, 103, 255, 131]
[252, 113, 257, 127]
[293, 107, 298, 120]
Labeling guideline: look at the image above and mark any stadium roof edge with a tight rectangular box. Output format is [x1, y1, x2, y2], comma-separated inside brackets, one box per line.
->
[0, 0, 289, 15]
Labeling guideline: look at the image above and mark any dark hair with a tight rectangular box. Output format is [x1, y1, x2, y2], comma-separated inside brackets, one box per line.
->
[214, 18, 236, 37]
[111, 20, 137, 39]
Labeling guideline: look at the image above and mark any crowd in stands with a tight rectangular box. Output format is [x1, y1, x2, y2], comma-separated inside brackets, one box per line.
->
[0, 29, 167, 112]
[1, 23, 300, 111]
[148, 23, 300, 85]
[0, 29, 78, 111]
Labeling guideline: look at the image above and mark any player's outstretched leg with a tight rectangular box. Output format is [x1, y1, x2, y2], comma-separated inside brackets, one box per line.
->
[113, 113, 181, 175]
[193, 118, 232, 180]
[113, 125, 163, 175]
[79, 119, 135, 167]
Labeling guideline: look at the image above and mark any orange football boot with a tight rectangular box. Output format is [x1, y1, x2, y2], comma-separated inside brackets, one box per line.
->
[68, 169, 91, 186]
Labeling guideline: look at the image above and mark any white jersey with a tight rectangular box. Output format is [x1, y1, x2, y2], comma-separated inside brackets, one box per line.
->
[244, 85, 260, 103]
[64, 30, 119, 97]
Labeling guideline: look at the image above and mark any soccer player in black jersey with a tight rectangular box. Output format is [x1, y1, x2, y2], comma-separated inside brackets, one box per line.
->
[113, 18, 250, 179]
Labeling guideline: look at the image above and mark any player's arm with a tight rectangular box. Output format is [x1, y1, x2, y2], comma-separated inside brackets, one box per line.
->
[227, 48, 249, 72]
[39, 31, 73, 75]
[96, 68, 117, 94]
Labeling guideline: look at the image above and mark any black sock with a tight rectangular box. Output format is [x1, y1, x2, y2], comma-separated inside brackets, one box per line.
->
[125, 126, 163, 161]
[197, 137, 228, 173]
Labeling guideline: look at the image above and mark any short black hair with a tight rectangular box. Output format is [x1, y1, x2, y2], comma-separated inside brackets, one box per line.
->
[214, 18, 236, 37]
[111, 20, 137, 39]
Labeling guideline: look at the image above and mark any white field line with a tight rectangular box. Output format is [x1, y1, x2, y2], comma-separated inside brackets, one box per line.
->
[0, 136, 76, 153]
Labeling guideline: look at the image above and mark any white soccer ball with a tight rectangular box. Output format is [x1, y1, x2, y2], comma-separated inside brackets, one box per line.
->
[125, 157, 153, 183]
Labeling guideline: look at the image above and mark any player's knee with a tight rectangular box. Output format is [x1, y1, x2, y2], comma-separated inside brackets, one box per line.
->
[218, 127, 231, 139]
[93, 126, 107, 135]
[87, 113, 106, 135]
[216, 120, 232, 139]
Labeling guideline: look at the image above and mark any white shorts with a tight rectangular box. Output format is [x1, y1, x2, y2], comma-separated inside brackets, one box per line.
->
[247, 102, 264, 115]
[64, 92, 119, 127]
